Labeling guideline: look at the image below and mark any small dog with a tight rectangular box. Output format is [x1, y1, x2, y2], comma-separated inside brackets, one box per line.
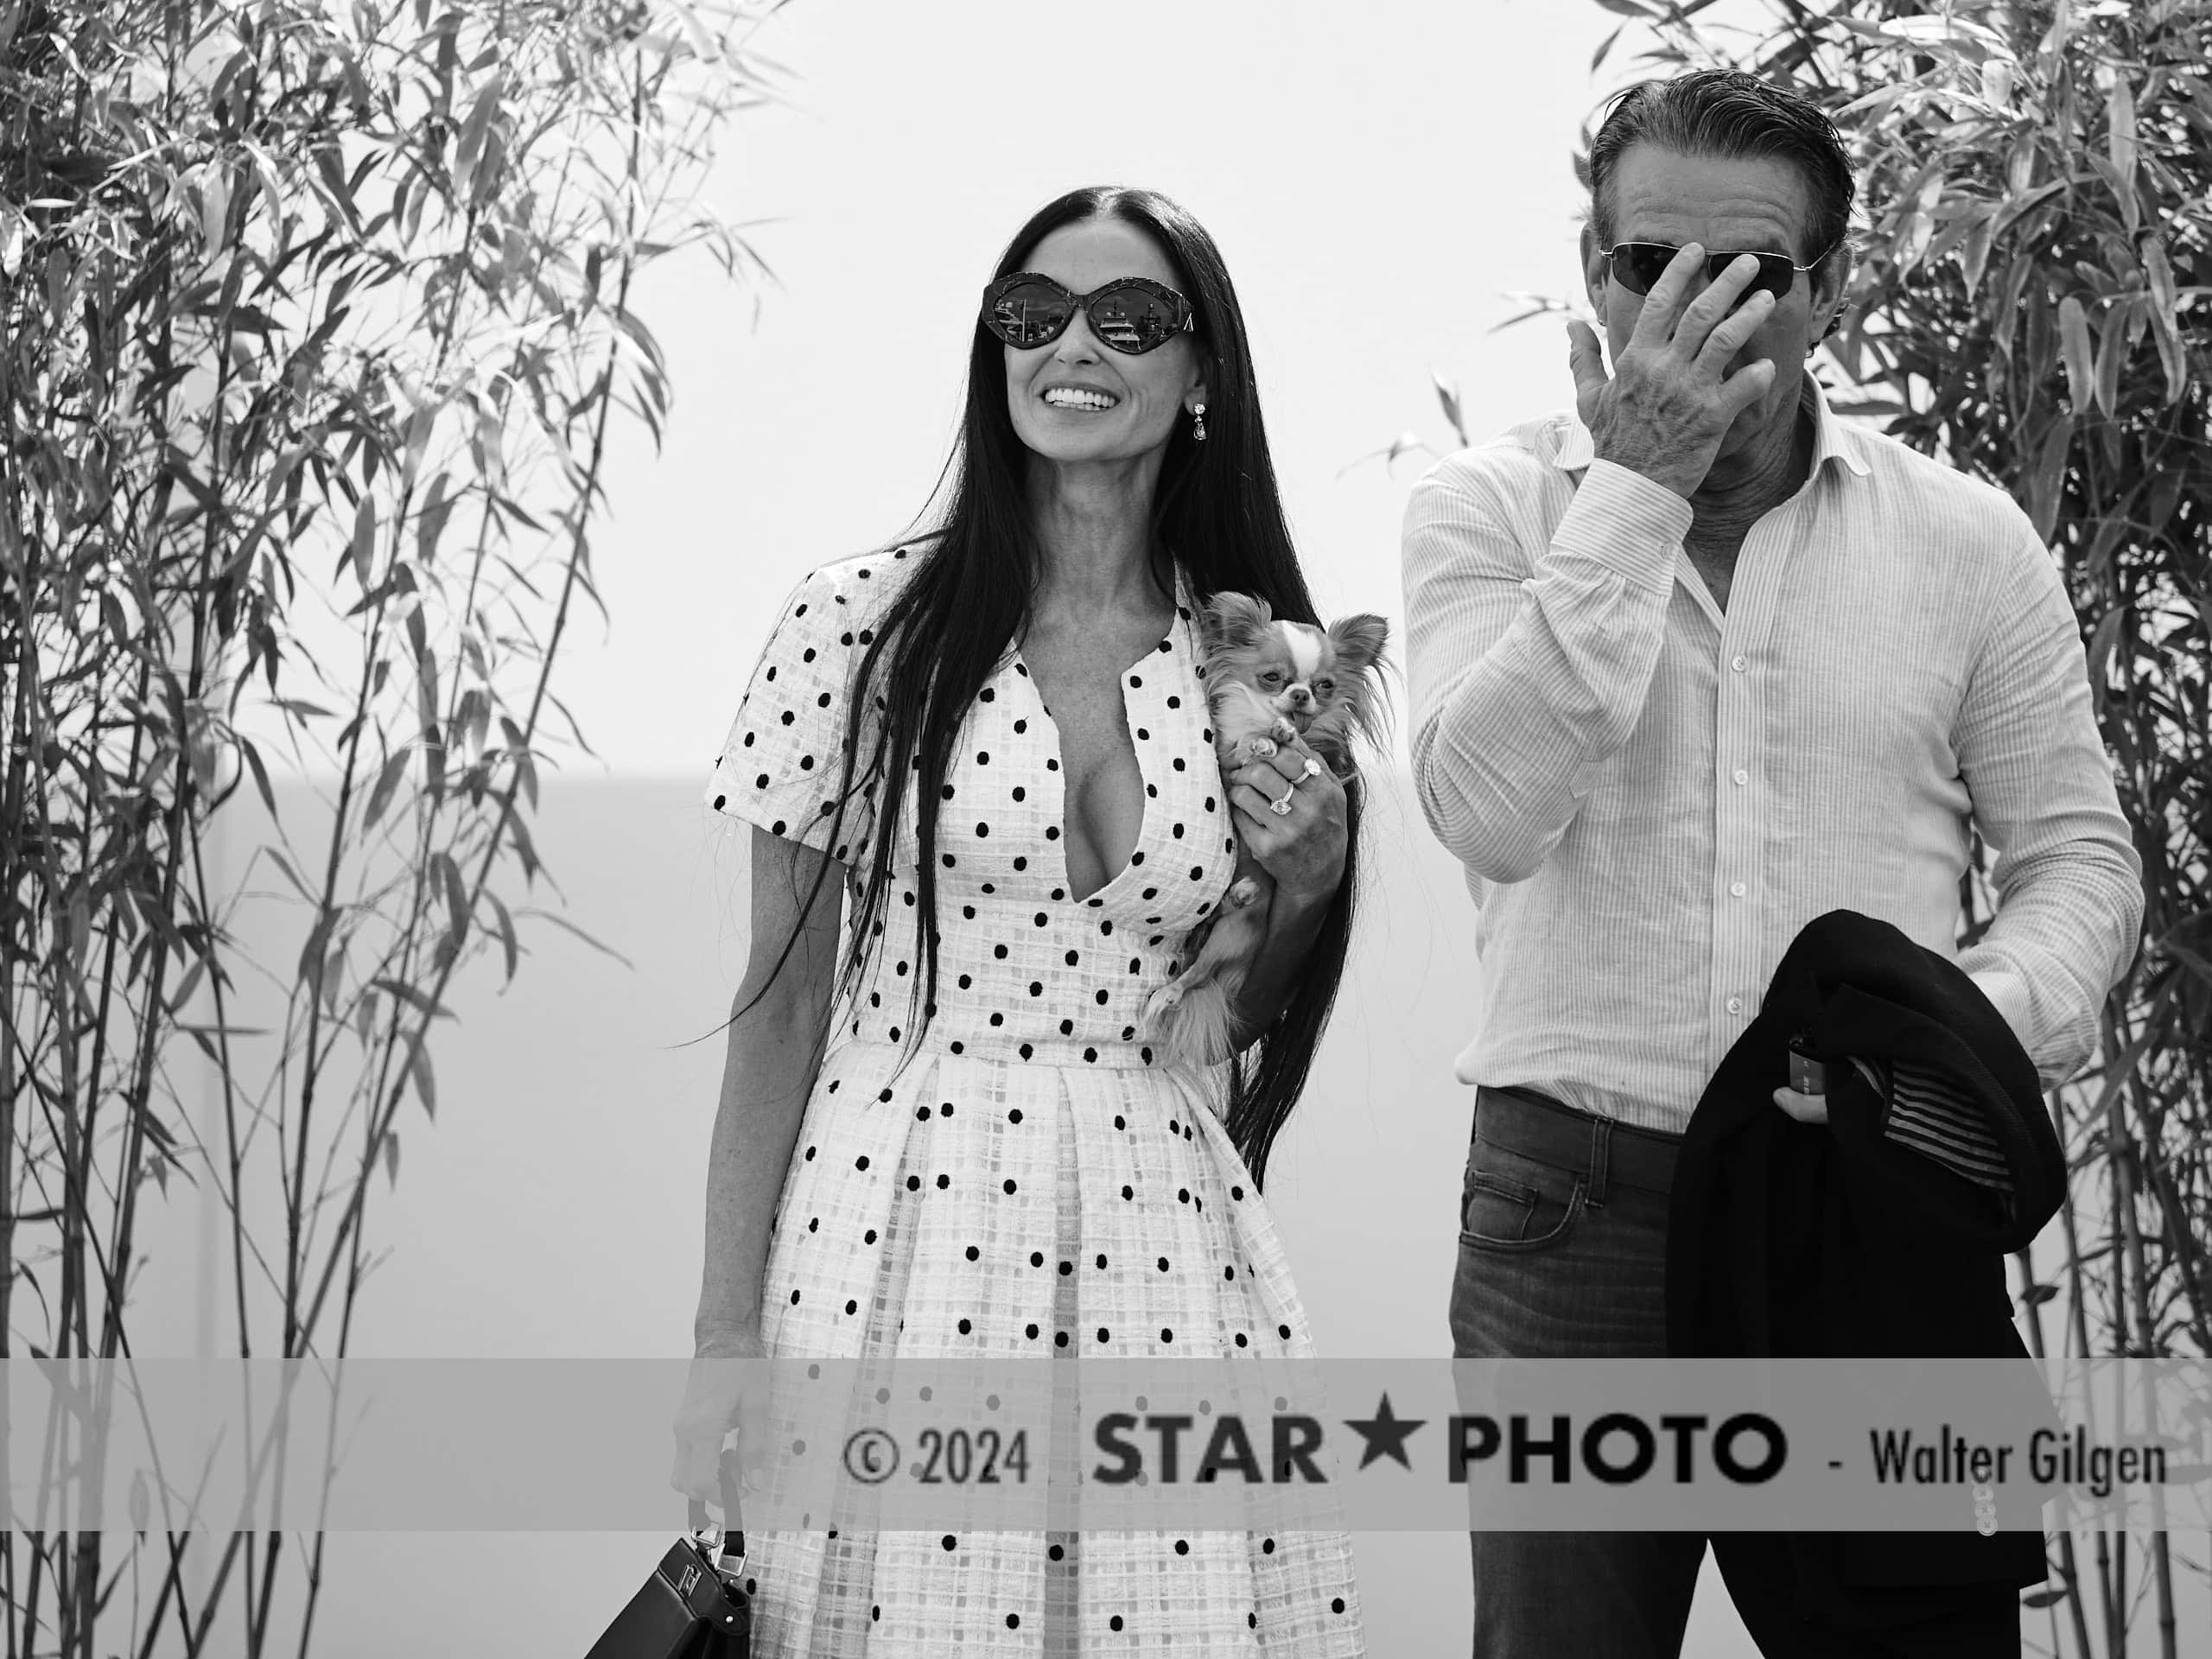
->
[1141, 592, 1389, 1065]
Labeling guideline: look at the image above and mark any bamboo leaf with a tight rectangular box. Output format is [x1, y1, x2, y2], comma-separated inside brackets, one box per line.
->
[513, 906, 633, 969]
[2092, 297, 2130, 416]
[264, 848, 316, 905]
[434, 850, 469, 950]
[2142, 239, 2185, 403]
[409, 1040, 437, 1121]
[402, 404, 435, 489]
[163, 954, 207, 1014]
[2028, 415, 2075, 543]
[2084, 609, 2125, 717]
[2149, 308, 2184, 405]
[1337, 432, 1434, 480]
[2037, 0, 2075, 68]
[347, 493, 378, 588]
[298, 909, 337, 1001]
[2142, 238, 2177, 320]
[416, 473, 454, 566]
[1432, 371, 1467, 448]
[312, 142, 360, 230]
[486, 888, 520, 983]
[383, 1129, 401, 1186]
[1955, 218, 1994, 302]
[362, 747, 410, 830]
[671, 2, 726, 62]
[454, 69, 505, 200]
[2107, 72, 2137, 181]
[505, 810, 541, 881]
[238, 736, 278, 823]
[369, 977, 454, 1020]
[2056, 296, 2094, 413]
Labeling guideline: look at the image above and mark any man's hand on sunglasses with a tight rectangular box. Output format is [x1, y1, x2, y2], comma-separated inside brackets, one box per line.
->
[1566, 241, 1778, 500]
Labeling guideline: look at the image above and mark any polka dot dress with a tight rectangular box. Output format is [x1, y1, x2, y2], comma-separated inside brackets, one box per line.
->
[706, 551, 1363, 1656]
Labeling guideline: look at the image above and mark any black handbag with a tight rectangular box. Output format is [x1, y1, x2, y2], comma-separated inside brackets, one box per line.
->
[585, 1450, 752, 1658]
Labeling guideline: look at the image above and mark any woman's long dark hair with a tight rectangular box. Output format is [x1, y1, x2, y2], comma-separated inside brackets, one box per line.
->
[773, 185, 1359, 1192]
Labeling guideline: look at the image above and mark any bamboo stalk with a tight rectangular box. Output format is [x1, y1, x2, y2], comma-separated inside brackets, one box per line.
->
[2108, 1014, 2181, 1659]
[2, 5, 775, 1649]
[2017, 1242, 2098, 1659]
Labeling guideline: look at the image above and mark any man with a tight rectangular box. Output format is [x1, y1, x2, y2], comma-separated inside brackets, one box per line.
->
[1400, 69, 2142, 1658]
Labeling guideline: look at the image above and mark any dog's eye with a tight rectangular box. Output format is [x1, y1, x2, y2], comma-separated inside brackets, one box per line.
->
[1314, 678, 1335, 695]
[1260, 670, 1282, 685]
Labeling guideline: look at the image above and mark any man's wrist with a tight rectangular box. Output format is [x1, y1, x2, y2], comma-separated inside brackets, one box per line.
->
[1588, 435, 1699, 500]
[1558, 460, 1696, 588]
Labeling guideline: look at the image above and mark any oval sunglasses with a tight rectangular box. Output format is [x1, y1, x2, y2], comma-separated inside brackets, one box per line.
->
[981, 272, 1196, 355]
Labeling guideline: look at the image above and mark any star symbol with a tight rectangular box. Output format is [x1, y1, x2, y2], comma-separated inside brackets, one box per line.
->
[1342, 1392, 1426, 1471]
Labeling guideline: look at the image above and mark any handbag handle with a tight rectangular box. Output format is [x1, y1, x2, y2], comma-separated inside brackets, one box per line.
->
[686, 1446, 747, 1571]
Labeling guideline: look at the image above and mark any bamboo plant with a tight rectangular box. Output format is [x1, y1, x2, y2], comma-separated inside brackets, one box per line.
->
[0, 1, 779, 1652]
[1441, 3, 2206, 1653]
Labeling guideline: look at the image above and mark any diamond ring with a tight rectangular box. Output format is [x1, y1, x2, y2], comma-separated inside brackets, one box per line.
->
[1299, 756, 1324, 782]
[1268, 792, 1294, 817]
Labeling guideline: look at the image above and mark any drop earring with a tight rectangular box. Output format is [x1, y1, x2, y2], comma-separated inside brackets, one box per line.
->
[1190, 402, 1207, 442]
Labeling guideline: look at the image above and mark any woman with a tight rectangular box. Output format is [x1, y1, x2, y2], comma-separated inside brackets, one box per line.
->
[673, 185, 1366, 1655]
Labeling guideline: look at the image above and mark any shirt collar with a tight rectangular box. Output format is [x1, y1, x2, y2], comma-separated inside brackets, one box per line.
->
[1552, 374, 1873, 481]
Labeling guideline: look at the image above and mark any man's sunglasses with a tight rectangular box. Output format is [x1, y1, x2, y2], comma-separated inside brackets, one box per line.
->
[1600, 240, 1835, 303]
[980, 272, 1196, 355]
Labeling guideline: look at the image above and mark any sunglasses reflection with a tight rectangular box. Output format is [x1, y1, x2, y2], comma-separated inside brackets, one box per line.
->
[992, 284, 1179, 352]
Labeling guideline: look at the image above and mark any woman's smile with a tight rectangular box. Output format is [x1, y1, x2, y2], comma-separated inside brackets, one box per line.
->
[1040, 383, 1120, 411]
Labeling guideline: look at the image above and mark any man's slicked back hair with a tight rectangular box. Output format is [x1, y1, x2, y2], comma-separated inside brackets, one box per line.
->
[1589, 68, 1855, 276]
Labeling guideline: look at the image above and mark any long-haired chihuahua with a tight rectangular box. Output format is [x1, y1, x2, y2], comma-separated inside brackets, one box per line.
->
[1140, 592, 1389, 1065]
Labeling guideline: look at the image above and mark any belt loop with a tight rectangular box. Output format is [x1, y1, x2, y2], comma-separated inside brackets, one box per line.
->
[1587, 1116, 1612, 1208]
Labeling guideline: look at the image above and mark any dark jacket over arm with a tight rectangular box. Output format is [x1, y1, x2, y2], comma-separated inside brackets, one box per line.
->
[1667, 908, 2069, 1608]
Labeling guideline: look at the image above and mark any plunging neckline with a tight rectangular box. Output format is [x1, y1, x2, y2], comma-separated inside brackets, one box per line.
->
[1010, 583, 1192, 906]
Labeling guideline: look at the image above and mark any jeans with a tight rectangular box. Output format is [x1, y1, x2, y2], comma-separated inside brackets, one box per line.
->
[1448, 1085, 1703, 1659]
[1446, 1084, 2019, 1659]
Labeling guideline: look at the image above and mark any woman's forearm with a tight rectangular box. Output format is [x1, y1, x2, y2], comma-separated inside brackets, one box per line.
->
[693, 830, 843, 1352]
[693, 982, 833, 1349]
[1224, 880, 1334, 1053]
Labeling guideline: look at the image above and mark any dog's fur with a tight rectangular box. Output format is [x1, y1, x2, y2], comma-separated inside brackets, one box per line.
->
[1139, 593, 1389, 1065]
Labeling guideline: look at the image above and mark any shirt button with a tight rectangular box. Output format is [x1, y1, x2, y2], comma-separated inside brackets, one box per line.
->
[1732, 767, 1748, 786]
[1729, 880, 1747, 898]
[1726, 996, 1744, 1015]
[1731, 655, 1748, 672]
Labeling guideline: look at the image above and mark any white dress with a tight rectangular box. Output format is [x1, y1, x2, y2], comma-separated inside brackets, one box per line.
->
[705, 549, 1364, 1656]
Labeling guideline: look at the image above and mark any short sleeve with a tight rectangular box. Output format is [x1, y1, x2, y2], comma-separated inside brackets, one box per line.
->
[704, 563, 883, 863]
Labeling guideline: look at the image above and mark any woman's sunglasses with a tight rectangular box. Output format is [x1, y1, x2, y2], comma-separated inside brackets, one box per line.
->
[1600, 240, 1835, 303]
[980, 272, 1195, 355]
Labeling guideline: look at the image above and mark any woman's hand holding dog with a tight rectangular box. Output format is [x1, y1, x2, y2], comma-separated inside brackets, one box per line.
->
[1227, 730, 1348, 909]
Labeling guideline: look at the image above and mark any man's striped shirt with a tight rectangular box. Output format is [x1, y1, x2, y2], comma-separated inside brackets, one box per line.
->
[1400, 382, 2142, 1155]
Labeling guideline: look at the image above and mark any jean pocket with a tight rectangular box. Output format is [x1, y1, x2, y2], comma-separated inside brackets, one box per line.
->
[1458, 1136, 1585, 1252]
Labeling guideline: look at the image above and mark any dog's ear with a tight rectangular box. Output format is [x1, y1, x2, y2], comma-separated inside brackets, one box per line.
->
[1325, 613, 1389, 672]
[1198, 591, 1273, 652]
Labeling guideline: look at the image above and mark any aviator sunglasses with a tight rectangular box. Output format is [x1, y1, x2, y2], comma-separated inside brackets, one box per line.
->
[981, 271, 1196, 355]
[1600, 240, 1836, 304]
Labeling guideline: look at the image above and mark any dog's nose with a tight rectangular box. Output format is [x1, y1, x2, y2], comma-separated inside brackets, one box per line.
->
[1287, 685, 1312, 706]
